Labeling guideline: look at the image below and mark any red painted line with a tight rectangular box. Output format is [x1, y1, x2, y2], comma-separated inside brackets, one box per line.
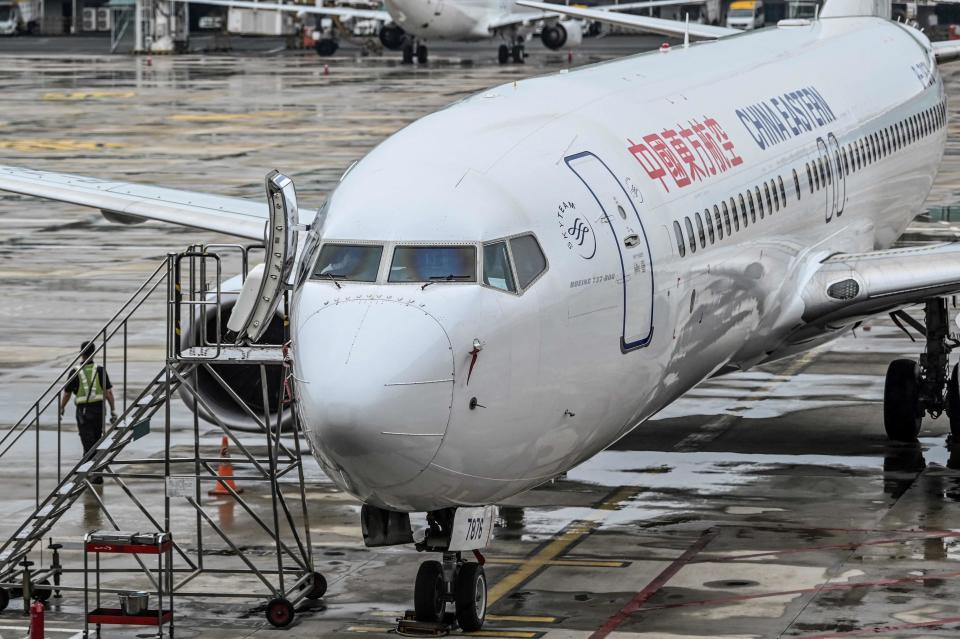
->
[701, 530, 960, 562]
[792, 615, 960, 638]
[637, 569, 960, 613]
[588, 528, 717, 639]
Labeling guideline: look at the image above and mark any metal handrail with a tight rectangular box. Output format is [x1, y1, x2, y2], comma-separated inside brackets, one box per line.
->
[0, 258, 169, 457]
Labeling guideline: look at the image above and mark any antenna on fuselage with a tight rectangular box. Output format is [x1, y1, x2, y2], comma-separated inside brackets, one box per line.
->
[684, 13, 689, 48]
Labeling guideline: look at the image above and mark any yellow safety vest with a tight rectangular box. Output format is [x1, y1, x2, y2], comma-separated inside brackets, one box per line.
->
[75, 364, 104, 405]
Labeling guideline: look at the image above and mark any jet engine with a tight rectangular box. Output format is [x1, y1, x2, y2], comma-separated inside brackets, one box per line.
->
[177, 293, 292, 433]
[379, 23, 407, 51]
[540, 20, 583, 50]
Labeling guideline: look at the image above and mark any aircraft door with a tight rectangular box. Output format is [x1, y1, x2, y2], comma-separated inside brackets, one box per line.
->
[565, 151, 654, 351]
[816, 137, 833, 222]
[828, 133, 845, 218]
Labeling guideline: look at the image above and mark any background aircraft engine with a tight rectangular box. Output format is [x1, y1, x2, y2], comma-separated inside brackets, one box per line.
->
[540, 20, 583, 50]
[379, 23, 407, 50]
[177, 297, 291, 433]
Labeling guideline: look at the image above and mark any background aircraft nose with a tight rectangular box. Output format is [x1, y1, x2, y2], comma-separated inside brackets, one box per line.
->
[294, 299, 454, 500]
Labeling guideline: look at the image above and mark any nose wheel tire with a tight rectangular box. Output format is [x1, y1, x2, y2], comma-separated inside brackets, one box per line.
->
[884, 358, 923, 442]
[454, 563, 487, 632]
[402, 43, 414, 64]
[511, 44, 525, 63]
[414, 560, 446, 623]
[498, 44, 509, 64]
[266, 597, 295, 628]
[416, 43, 429, 64]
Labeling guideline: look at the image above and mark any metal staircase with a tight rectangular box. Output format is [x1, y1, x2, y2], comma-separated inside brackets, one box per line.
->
[0, 239, 322, 626]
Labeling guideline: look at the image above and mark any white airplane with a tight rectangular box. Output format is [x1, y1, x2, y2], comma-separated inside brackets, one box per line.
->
[3, 0, 960, 630]
[173, 0, 705, 62]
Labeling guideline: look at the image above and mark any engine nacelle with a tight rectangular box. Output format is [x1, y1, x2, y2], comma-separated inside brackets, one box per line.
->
[540, 20, 583, 50]
[379, 23, 407, 51]
[178, 285, 291, 433]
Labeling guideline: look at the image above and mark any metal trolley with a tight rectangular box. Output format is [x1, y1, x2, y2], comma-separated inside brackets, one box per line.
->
[84, 531, 174, 638]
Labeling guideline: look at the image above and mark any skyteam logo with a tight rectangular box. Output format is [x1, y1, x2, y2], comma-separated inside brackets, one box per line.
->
[557, 200, 596, 260]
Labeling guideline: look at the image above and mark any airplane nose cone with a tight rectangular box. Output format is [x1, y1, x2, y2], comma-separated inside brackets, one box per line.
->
[294, 299, 454, 500]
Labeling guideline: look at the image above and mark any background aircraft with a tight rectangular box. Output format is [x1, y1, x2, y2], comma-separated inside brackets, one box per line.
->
[172, 0, 707, 62]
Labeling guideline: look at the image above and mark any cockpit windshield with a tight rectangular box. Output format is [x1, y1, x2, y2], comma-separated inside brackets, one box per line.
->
[389, 246, 476, 283]
[311, 244, 382, 282]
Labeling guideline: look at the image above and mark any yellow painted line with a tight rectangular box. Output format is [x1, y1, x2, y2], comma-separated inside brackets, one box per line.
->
[486, 614, 557, 624]
[43, 90, 136, 101]
[346, 625, 393, 633]
[0, 139, 126, 152]
[487, 557, 627, 568]
[486, 486, 640, 606]
[168, 110, 299, 122]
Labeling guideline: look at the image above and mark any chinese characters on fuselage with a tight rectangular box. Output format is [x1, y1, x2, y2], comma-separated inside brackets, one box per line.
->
[627, 116, 744, 194]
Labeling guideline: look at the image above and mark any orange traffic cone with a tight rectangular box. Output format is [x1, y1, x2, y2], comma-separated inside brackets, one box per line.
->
[209, 435, 243, 495]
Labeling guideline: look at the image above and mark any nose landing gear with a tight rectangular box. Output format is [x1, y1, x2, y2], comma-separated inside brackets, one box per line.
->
[407, 553, 487, 632]
[885, 298, 960, 442]
[397, 506, 495, 633]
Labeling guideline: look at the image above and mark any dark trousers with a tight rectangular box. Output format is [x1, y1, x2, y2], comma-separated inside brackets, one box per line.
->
[76, 404, 104, 456]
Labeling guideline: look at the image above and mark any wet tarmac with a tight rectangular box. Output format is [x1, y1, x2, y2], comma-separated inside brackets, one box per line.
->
[0, 34, 960, 639]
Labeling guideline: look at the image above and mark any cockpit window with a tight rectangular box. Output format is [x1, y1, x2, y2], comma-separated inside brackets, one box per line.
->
[482, 242, 516, 293]
[509, 234, 547, 289]
[311, 244, 382, 282]
[389, 246, 477, 283]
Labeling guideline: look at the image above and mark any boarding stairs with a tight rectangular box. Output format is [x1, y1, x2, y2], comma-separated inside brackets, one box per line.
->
[0, 362, 189, 578]
[0, 173, 323, 625]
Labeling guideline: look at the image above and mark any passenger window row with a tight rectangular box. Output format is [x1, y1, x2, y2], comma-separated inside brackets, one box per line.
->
[670, 100, 947, 258]
[671, 174, 790, 257]
[831, 100, 946, 182]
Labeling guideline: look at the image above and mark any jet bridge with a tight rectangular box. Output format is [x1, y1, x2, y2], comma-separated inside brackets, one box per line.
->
[0, 173, 321, 628]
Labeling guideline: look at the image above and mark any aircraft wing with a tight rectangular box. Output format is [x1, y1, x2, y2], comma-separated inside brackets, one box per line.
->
[516, 0, 738, 39]
[0, 165, 268, 240]
[168, 0, 392, 21]
[595, 0, 707, 10]
[798, 243, 960, 333]
[487, 0, 706, 30]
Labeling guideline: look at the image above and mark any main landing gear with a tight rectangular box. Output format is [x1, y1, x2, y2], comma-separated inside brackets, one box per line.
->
[497, 42, 525, 65]
[885, 298, 960, 442]
[402, 40, 429, 64]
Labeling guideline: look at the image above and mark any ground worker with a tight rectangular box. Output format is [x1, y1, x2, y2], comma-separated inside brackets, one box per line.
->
[59, 342, 117, 481]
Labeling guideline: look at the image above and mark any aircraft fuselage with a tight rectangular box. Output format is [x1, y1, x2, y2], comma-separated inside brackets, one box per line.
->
[291, 16, 947, 512]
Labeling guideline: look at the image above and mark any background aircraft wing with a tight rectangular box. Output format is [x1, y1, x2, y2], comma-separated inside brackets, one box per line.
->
[488, 0, 705, 29]
[168, 0, 392, 21]
[0, 165, 268, 240]
[516, 0, 739, 39]
[798, 243, 960, 333]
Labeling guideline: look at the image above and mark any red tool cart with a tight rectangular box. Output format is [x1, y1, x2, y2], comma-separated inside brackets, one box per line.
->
[83, 531, 173, 638]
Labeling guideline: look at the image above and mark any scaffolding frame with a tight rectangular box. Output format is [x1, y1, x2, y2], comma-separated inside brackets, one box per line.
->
[0, 244, 322, 627]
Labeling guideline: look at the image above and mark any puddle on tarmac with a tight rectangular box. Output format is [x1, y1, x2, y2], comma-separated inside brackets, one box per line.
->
[652, 372, 885, 420]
